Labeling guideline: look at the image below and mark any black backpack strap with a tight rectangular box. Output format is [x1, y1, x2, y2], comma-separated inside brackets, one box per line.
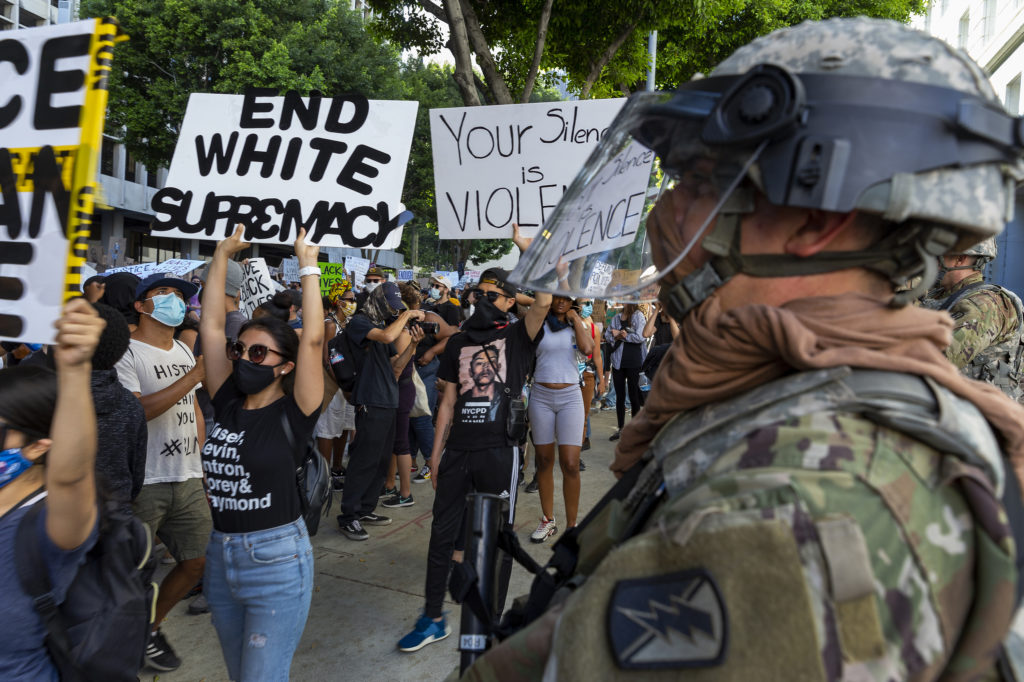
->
[280, 412, 310, 517]
[15, 502, 75, 669]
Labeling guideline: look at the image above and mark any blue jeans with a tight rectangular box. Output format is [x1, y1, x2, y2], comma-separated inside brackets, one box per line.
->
[205, 518, 314, 681]
[416, 356, 440, 409]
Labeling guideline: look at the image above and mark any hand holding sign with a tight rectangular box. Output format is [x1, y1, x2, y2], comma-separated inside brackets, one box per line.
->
[216, 223, 251, 258]
[294, 227, 320, 268]
[512, 222, 532, 253]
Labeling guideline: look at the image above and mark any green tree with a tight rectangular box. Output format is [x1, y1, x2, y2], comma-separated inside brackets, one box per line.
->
[367, 0, 925, 102]
[80, 0, 406, 171]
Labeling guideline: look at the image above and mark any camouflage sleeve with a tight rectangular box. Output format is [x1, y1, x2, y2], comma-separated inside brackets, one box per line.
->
[467, 413, 1011, 681]
[945, 290, 1019, 368]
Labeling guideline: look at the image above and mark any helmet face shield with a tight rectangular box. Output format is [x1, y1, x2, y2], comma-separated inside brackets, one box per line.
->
[512, 90, 764, 302]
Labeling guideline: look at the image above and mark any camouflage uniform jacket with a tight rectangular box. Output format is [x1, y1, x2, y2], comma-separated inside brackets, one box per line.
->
[463, 368, 1017, 682]
[923, 272, 1024, 400]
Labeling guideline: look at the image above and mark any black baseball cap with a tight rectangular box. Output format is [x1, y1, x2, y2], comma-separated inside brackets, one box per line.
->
[478, 268, 516, 297]
[135, 273, 199, 300]
[380, 281, 405, 310]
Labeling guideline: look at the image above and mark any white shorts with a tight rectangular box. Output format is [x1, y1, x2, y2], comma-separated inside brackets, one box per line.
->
[316, 390, 355, 438]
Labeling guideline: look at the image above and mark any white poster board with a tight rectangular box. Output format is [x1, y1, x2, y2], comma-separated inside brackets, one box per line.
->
[281, 257, 299, 282]
[345, 256, 370, 284]
[103, 263, 161, 277]
[397, 269, 414, 281]
[239, 258, 275, 318]
[157, 258, 207, 277]
[150, 90, 418, 249]
[0, 20, 111, 343]
[430, 99, 626, 240]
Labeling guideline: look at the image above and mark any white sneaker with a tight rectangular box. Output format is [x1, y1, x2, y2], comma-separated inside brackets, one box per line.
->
[530, 516, 557, 543]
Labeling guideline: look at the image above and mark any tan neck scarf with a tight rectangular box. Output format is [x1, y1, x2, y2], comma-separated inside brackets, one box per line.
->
[613, 293, 1024, 490]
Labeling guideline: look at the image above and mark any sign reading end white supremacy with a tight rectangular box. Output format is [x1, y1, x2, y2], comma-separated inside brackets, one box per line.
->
[151, 89, 418, 249]
[430, 99, 625, 240]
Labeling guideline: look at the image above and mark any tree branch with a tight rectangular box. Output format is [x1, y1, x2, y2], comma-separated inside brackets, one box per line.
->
[473, 73, 493, 104]
[442, 1, 482, 106]
[581, 21, 638, 98]
[419, 0, 446, 22]
[521, 0, 555, 103]
[460, 0, 514, 104]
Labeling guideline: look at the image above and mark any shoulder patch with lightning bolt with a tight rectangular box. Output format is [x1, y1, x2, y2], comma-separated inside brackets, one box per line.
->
[607, 568, 728, 669]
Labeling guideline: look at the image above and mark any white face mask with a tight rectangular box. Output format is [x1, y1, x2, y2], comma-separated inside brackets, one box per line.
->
[365, 281, 381, 293]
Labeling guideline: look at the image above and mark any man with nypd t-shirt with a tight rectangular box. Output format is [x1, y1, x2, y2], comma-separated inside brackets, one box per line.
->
[337, 282, 425, 540]
[114, 273, 208, 672]
[398, 268, 550, 652]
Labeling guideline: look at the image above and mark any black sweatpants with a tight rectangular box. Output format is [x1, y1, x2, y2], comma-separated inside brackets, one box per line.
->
[337, 406, 396, 525]
[424, 445, 519, 619]
[613, 366, 643, 428]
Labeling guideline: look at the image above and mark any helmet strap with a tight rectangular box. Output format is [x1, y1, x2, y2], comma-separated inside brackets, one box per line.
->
[661, 212, 958, 321]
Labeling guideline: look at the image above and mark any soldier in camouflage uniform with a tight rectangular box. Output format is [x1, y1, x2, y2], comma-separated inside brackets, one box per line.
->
[461, 17, 1024, 682]
[922, 239, 1024, 401]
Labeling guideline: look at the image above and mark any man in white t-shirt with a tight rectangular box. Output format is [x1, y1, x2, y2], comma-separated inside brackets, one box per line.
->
[114, 273, 207, 673]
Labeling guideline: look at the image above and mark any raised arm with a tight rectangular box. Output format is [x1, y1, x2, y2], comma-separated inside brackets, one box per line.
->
[642, 306, 659, 338]
[46, 298, 105, 550]
[200, 224, 250, 398]
[293, 228, 324, 416]
[513, 222, 552, 340]
[367, 309, 424, 344]
[567, 308, 595, 355]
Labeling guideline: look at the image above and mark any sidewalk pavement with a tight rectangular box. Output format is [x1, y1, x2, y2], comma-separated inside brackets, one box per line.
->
[145, 408, 624, 681]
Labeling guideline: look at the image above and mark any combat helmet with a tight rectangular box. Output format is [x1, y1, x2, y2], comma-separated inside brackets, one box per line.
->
[511, 18, 1024, 318]
[957, 237, 998, 264]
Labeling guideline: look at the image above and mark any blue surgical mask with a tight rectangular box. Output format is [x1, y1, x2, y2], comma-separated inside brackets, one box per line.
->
[0, 448, 34, 488]
[429, 287, 442, 301]
[580, 303, 593, 319]
[144, 292, 186, 327]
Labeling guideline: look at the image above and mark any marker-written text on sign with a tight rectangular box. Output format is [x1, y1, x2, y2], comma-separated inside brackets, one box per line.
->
[429, 99, 625, 240]
[151, 89, 417, 249]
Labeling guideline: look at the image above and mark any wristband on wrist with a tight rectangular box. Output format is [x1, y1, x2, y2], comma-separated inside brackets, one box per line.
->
[298, 266, 321, 278]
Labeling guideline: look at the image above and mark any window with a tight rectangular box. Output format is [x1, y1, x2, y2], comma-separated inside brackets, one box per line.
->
[145, 167, 159, 188]
[1007, 75, 1021, 115]
[959, 11, 971, 48]
[100, 137, 115, 176]
[984, 0, 998, 42]
[124, 150, 136, 183]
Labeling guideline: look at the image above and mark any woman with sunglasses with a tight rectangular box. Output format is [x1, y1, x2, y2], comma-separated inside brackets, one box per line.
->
[316, 289, 358, 487]
[198, 225, 324, 681]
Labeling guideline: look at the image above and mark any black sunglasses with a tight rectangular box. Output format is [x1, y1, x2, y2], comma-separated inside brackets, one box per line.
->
[226, 341, 285, 365]
[470, 288, 512, 303]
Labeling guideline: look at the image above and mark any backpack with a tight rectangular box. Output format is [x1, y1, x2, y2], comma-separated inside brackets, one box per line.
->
[15, 495, 158, 682]
[326, 330, 359, 401]
[280, 412, 331, 536]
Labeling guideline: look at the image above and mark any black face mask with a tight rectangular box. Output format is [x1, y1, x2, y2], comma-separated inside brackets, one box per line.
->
[233, 359, 280, 395]
[464, 297, 510, 342]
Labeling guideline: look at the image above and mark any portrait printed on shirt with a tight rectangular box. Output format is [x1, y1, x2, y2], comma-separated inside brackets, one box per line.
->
[456, 340, 507, 424]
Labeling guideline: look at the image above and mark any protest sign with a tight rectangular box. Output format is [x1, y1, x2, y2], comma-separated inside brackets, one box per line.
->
[345, 256, 370, 284]
[155, 258, 206, 277]
[0, 19, 123, 343]
[104, 262, 161, 277]
[239, 258, 275, 317]
[585, 261, 615, 295]
[281, 257, 299, 282]
[150, 89, 418, 249]
[398, 269, 414, 281]
[106, 236, 127, 267]
[430, 99, 626, 241]
[319, 262, 349, 299]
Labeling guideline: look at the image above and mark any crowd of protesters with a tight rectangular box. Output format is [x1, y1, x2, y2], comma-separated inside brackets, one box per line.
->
[0, 221, 667, 678]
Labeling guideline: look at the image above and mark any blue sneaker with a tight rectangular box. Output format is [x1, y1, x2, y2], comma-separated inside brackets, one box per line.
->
[398, 614, 451, 652]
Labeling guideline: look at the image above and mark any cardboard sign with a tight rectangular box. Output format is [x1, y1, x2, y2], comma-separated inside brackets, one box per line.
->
[585, 261, 615, 295]
[0, 19, 123, 343]
[106, 236, 126, 267]
[239, 258, 274, 317]
[397, 269, 414, 281]
[104, 258, 205, 278]
[150, 90, 418, 248]
[281, 257, 299, 282]
[430, 99, 625, 240]
[104, 263, 161, 277]
[345, 256, 370, 285]
[319, 262, 349, 298]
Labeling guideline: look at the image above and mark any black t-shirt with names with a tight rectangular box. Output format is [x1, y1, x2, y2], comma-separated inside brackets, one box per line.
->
[438, 320, 541, 450]
[202, 380, 319, 533]
[346, 313, 398, 408]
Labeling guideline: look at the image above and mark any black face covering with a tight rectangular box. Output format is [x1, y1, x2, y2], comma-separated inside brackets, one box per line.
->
[233, 359, 280, 395]
[464, 297, 510, 343]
